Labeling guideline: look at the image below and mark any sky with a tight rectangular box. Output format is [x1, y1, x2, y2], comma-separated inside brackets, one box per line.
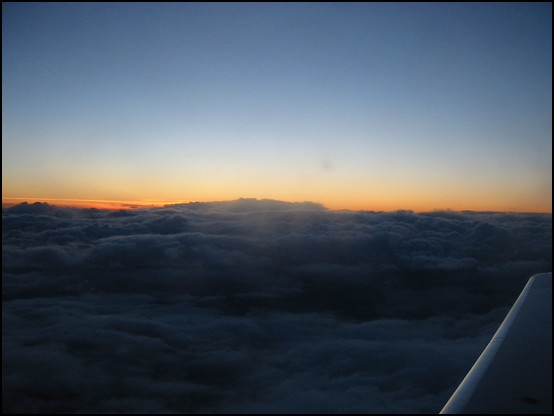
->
[2, 3, 552, 212]
[2, 199, 552, 413]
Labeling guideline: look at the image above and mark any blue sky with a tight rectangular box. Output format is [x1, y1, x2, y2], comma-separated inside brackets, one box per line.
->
[2, 3, 552, 211]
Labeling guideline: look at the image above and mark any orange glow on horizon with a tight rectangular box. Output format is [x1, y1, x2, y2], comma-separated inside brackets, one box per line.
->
[2, 195, 552, 213]
[1, 197, 189, 210]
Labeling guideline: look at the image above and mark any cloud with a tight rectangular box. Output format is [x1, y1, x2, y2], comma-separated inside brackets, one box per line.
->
[2, 199, 552, 413]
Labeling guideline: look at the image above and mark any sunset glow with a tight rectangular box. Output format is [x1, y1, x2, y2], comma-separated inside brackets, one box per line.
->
[2, 3, 552, 213]
[3, 5, 552, 413]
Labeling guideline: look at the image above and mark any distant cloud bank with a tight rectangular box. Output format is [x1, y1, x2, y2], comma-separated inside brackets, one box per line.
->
[2, 199, 552, 413]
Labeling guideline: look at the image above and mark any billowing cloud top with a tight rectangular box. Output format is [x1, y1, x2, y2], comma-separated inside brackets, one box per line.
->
[2, 199, 552, 413]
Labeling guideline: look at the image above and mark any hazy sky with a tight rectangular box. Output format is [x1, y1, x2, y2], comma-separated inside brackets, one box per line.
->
[2, 3, 552, 211]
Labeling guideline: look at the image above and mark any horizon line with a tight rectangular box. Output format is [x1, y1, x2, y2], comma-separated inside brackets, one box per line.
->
[2, 197, 552, 214]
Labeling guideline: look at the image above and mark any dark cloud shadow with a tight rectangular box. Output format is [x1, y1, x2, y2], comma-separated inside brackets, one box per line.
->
[2, 199, 551, 413]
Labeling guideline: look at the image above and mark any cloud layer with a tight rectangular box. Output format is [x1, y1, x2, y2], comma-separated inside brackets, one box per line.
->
[3, 199, 552, 413]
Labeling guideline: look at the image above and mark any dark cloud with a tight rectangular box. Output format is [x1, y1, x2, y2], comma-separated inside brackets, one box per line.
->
[2, 199, 552, 413]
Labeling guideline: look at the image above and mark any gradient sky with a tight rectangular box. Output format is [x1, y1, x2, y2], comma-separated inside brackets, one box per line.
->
[2, 3, 552, 212]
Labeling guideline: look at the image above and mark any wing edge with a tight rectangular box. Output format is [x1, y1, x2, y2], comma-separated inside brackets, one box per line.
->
[440, 273, 551, 414]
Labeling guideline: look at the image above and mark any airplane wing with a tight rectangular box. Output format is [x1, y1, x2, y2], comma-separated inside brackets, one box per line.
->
[440, 272, 552, 414]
